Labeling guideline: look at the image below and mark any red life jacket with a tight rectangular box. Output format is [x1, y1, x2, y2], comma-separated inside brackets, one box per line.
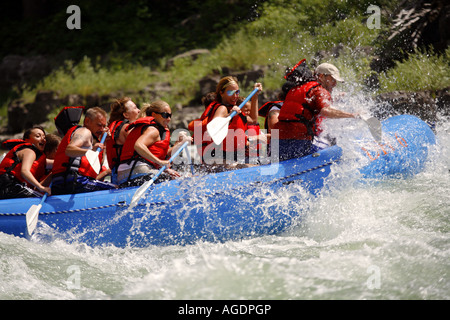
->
[192, 101, 248, 158]
[275, 81, 324, 140]
[246, 122, 262, 157]
[120, 117, 170, 168]
[190, 101, 220, 157]
[247, 123, 261, 135]
[218, 102, 248, 153]
[52, 126, 104, 179]
[0, 140, 46, 186]
[188, 101, 218, 136]
[106, 119, 129, 170]
[258, 100, 283, 131]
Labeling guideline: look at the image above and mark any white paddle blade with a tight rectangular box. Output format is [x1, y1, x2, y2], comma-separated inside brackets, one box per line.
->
[86, 149, 101, 174]
[129, 179, 155, 209]
[207, 116, 231, 145]
[364, 116, 382, 143]
[26, 204, 42, 236]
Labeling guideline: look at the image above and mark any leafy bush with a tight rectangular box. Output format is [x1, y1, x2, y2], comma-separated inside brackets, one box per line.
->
[378, 48, 450, 92]
[20, 56, 156, 102]
[3, 0, 448, 128]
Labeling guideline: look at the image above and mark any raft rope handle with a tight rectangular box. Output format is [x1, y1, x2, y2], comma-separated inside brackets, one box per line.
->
[0, 159, 339, 216]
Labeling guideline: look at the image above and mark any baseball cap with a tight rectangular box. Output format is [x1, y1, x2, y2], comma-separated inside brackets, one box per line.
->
[315, 63, 344, 82]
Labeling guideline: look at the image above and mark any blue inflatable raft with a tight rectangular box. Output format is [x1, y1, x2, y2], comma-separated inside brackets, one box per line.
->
[0, 115, 436, 247]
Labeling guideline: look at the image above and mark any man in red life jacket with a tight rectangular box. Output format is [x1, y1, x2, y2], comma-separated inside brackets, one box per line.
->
[51, 107, 116, 195]
[274, 62, 358, 160]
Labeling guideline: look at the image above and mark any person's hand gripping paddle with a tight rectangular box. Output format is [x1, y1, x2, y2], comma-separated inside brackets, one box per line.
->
[206, 88, 259, 145]
[85, 132, 107, 174]
[26, 183, 52, 236]
[129, 141, 190, 209]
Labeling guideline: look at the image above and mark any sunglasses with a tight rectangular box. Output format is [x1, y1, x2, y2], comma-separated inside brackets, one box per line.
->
[154, 112, 172, 119]
[226, 89, 240, 96]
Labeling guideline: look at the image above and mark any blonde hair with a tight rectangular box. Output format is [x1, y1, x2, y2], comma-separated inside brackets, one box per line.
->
[144, 100, 170, 117]
[139, 102, 151, 118]
[215, 76, 239, 103]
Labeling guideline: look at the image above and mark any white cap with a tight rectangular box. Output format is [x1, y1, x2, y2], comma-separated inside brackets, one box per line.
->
[315, 63, 344, 82]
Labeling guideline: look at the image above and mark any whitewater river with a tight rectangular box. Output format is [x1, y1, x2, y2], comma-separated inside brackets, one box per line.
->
[0, 109, 448, 301]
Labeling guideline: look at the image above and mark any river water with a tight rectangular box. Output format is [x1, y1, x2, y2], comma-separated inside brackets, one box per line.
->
[0, 105, 449, 301]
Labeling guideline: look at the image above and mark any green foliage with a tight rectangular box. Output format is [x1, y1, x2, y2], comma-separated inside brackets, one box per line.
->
[2, 0, 448, 124]
[378, 48, 450, 92]
[20, 56, 156, 102]
[314, 18, 379, 51]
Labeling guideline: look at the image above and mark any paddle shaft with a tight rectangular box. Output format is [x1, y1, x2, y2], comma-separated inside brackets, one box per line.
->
[206, 87, 260, 145]
[37, 180, 52, 209]
[96, 132, 108, 152]
[86, 132, 108, 174]
[130, 141, 189, 207]
[184, 145, 194, 175]
[228, 87, 259, 120]
[152, 140, 189, 181]
[40, 191, 49, 204]
[26, 182, 52, 236]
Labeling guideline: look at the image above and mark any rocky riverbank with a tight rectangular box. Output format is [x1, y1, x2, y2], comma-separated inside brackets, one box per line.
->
[2, 0, 449, 141]
[3, 81, 448, 142]
[1, 50, 448, 140]
[375, 87, 450, 122]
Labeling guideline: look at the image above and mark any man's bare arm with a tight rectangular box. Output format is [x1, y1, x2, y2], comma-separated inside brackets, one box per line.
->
[65, 128, 92, 157]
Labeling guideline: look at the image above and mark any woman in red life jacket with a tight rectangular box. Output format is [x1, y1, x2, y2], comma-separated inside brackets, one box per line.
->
[117, 100, 191, 187]
[274, 61, 358, 160]
[51, 107, 117, 195]
[106, 97, 140, 183]
[0, 126, 51, 199]
[197, 76, 262, 164]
